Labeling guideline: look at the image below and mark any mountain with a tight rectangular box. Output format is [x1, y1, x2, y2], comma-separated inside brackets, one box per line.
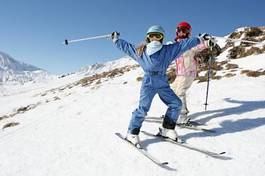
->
[0, 51, 50, 84]
[76, 56, 136, 75]
[0, 26, 265, 176]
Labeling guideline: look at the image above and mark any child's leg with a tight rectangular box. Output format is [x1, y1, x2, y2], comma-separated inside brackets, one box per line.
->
[158, 86, 182, 129]
[172, 76, 194, 123]
[128, 86, 156, 134]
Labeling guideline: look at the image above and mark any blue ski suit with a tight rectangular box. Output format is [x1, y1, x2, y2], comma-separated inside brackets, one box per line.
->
[114, 37, 201, 134]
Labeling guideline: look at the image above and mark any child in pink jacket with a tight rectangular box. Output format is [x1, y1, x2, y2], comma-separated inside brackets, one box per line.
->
[171, 22, 207, 125]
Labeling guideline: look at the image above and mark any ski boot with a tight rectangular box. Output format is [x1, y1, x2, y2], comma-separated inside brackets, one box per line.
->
[126, 133, 141, 148]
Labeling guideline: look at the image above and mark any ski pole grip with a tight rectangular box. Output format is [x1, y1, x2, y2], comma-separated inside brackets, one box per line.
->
[65, 39, 69, 45]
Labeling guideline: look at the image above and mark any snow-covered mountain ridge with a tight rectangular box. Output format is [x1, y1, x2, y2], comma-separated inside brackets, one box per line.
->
[0, 51, 51, 84]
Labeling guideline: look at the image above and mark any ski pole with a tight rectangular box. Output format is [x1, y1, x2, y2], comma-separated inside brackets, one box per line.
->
[204, 41, 215, 111]
[63, 34, 112, 45]
[212, 35, 260, 44]
[204, 56, 211, 111]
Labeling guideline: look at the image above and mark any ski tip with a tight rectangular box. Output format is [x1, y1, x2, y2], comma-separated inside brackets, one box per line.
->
[177, 138, 185, 144]
[162, 162, 169, 165]
[155, 133, 162, 137]
[203, 129, 216, 133]
[115, 132, 124, 139]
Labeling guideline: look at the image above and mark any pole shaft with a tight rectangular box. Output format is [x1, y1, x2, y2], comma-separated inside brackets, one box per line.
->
[64, 34, 111, 45]
[204, 59, 211, 111]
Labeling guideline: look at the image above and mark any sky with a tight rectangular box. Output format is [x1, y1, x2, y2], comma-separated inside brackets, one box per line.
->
[0, 0, 264, 75]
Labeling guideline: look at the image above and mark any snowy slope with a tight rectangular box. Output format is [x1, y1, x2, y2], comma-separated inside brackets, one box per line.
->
[0, 28, 265, 176]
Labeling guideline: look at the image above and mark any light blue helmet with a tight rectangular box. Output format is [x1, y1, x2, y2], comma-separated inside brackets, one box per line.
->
[146, 25, 165, 36]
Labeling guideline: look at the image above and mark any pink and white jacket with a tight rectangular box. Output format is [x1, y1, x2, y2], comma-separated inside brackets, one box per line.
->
[175, 43, 206, 78]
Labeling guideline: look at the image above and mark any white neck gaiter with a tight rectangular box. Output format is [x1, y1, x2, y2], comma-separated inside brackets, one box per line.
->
[146, 41, 162, 56]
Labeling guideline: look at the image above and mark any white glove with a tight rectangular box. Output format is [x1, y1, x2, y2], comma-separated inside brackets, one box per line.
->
[111, 31, 120, 43]
[199, 33, 216, 48]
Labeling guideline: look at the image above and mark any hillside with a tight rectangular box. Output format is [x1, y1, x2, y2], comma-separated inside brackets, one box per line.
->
[0, 27, 265, 176]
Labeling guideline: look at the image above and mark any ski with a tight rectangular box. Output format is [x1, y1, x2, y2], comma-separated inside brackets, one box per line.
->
[145, 116, 215, 133]
[177, 123, 216, 133]
[141, 131, 230, 160]
[115, 132, 171, 168]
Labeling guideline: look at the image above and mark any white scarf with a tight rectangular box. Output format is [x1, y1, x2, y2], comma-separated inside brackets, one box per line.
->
[146, 41, 162, 56]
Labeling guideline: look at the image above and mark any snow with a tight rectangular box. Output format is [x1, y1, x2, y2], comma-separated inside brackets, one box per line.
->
[229, 53, 265, 70]
[1, 43, 265, 176]
[214, 36, 227, 48]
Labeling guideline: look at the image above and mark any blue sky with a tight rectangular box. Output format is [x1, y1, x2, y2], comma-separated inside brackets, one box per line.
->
[0, 0, 264, 74]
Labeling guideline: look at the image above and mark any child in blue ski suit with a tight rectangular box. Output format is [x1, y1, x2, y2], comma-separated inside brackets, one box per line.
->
[111, 25, 212, 145]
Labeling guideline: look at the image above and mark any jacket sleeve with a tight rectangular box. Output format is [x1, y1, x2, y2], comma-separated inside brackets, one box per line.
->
[182, 43, 207, 69]
[114, 39, 139, 61]
[193, 43, 207, 52]
[167, 37, 201, 63]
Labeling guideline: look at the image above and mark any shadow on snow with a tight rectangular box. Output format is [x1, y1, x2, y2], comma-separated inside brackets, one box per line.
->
[144, 98, 265, 141]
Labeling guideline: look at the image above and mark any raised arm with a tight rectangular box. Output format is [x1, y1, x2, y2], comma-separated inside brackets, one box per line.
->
[111, 32, 139, 60]
[114, 39, 139, 60]
[167, 33, 216, 63]
[167, 37, 201, 63]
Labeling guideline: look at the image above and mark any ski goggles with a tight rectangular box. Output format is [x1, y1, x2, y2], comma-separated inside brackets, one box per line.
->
[147, 33, 164, 40]
[177, 27, 190, 34]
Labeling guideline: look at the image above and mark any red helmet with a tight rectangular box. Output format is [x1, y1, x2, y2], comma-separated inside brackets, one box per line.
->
[177, 21, 192, 31]
[175, 21, 192, 41]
